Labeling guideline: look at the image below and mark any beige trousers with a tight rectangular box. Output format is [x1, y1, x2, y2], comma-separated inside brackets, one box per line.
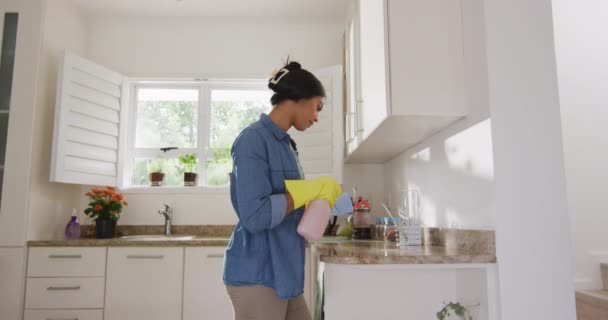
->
[226, 285, 312, 320]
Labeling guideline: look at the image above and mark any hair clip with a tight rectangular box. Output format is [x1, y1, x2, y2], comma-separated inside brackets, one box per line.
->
[269, 68, 289, 85]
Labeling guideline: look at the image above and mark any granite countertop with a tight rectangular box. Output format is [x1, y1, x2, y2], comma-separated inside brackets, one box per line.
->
[27, 225, 496, 265]
[313, 239, 496, 264]
[27, 225, 233, 247]
[27, 236, 231, 247]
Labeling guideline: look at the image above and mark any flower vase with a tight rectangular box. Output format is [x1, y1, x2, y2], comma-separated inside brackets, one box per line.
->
[95, 219, 116, 238]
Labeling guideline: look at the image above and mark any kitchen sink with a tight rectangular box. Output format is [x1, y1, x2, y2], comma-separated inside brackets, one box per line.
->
[119, 234, 195, 241]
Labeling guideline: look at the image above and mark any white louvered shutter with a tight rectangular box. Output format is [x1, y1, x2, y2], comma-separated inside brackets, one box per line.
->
[50, 50, 128, 186]
[289, 65, 344, 183]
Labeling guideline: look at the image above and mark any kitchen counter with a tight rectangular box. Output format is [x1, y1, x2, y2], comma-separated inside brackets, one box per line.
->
[27, 225, 495, 264]
[27, 238, 495, 265]
[313, 239, 496, 264]
[27, 237, 231, 247]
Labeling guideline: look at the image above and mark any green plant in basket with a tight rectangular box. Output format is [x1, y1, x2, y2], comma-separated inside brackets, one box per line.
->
[178, 153, 198, 173]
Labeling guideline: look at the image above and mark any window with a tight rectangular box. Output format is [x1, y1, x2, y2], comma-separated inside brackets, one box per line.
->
[0, 13, 18, 204]
[50, 51, 342, 189]
[127, 81, 272, 187]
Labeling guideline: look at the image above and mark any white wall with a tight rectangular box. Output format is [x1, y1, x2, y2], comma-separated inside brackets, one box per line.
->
[74, 14, 358, 225]
[342, 164, 385, 217]
[87, 16, 343, 78]
[26, 0, 89, 240]
[484, 0, 575, 318]
[553, 0, 608, 290]
[383, 0, 494, 229]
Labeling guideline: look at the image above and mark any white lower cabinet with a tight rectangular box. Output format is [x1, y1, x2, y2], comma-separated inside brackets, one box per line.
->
[24, 309, 103, 320]
[304, 247, 312, 312]
[25, 277, 105, 309]
[25, 245, 313, 320]
[23, 247, 106, 319]
[183, 247, 232, 320]
[183, 247, 314, 320]
[322, 263, 499, 320]
[104, 247, 183, 320]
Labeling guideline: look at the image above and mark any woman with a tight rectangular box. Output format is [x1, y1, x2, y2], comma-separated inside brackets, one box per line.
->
[223, 61, 341, 320]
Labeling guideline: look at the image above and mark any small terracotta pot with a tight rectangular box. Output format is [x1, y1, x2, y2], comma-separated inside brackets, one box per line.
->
[184, 172, 197, 186]
[149, 172, 165, 186]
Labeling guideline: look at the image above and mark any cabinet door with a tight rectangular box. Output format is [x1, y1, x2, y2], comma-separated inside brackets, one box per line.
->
[24, 309, 103, 320]
[304, 247, 312, 312]
[27, 247, 106, 277]
[358, 0, 389, 140]
[183, 247, 232, 320]
[344, 6, 360, 155]
[104, 247, 183, 320]
[387, 0, 466, 116]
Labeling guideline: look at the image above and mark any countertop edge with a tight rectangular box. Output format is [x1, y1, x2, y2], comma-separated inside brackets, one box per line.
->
[319, 254, 497, 265]
[27, 239, 230, 247]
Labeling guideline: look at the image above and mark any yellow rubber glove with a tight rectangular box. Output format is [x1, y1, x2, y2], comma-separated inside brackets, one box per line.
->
[285, 176, 342, 209]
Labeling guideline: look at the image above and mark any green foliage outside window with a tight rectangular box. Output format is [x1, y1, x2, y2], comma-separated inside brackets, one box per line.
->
[131, 88, 271, 187]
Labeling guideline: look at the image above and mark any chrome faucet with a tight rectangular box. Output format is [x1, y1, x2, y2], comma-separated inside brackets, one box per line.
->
[158, 203, 173, 236]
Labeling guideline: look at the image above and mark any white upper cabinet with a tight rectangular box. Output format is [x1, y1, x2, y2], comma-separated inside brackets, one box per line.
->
[358, 0, 389, 141]
[50, 50, 128, 186]
[345, 0, 468, 163]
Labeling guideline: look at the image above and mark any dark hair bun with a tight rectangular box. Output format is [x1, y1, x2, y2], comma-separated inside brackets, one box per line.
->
[267, 60, 325, 105]
[284, 61, 301, 71]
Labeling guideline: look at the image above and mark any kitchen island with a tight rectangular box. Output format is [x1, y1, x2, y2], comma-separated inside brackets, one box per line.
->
[310, 232, 497, 320]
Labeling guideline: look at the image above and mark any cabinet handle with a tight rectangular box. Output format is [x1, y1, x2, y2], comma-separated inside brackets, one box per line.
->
[206, 253, 224, 258]
[46, 318, 79, 320]
[346, 112, 358, 143]
[48, 254, 82, 259]
[46, 286, 81, 291]
[126, 254, 164, 259]
[344, 113, 353, 143]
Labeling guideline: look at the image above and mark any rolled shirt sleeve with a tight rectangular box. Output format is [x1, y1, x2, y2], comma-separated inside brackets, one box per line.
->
[232, 129, 286, 232]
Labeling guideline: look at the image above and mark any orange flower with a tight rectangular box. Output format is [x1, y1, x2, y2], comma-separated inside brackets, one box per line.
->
[85, 192, 94, 197]
[106, 186, 116, 191]
[123, 201, 129, 206]
[94, 204, 103, 211]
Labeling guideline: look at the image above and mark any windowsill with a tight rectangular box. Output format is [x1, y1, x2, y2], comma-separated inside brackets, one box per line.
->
[119, 185, 230, 195]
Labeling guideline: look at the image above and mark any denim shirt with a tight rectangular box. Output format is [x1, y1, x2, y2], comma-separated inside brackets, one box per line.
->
[223, 114, 306, 299]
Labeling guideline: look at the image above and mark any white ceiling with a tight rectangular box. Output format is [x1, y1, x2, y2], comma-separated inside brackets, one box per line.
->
[73, 0, 349, 21]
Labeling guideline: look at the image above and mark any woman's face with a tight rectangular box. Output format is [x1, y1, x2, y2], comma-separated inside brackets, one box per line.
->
[292, 96, 324, 131]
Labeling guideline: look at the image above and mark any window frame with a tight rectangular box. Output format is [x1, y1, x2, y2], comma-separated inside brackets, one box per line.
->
[122, 79, 270, 192]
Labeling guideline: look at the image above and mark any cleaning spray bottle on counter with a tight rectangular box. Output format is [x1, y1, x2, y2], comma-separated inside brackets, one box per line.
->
[64, 208, 81, 240]
[297, 193, 354, 241]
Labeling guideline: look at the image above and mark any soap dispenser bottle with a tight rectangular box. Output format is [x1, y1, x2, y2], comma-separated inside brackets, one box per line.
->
[65, 208, 81, 240]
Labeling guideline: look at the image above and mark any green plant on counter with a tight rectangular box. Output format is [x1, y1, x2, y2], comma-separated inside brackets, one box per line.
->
[147, 157, 166, 174]
[436, 302, 471, 320]
[178, 153, 198, 173]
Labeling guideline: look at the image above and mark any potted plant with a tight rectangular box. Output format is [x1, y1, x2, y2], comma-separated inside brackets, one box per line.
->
[147, 157, 166, 186]
[178, 153, 198, 186]
[84, 186, 128, 238]
[436, 301, 475, 320]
